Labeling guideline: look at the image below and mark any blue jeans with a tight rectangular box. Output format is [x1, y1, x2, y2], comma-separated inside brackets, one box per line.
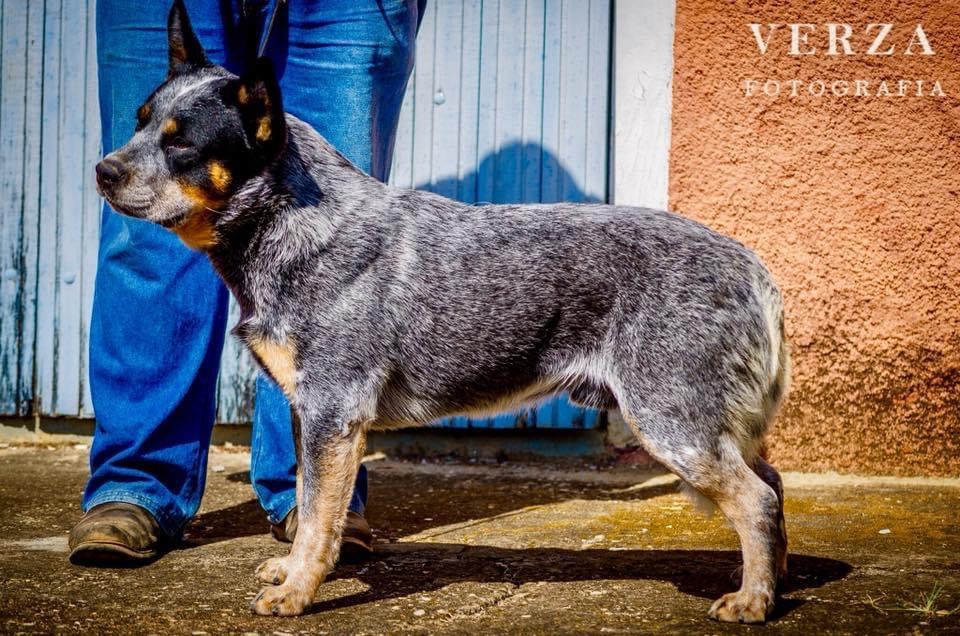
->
[86, 0, 419, 538]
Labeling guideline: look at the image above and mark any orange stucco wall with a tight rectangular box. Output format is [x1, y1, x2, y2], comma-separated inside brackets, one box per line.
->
[669, 1, 960, 475]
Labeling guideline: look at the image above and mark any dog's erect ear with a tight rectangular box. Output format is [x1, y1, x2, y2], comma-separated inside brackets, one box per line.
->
[225, 57, 287, 161]
[168, 0, 209, 73]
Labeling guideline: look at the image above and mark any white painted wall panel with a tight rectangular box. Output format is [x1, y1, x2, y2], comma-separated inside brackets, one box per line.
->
[612, 0, 675, 210]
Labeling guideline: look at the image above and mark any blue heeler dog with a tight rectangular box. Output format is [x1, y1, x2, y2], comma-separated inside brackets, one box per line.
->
[94, 0, 790, 623]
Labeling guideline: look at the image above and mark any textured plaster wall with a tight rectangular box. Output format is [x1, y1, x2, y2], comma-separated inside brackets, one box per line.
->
[669, 1, 960, 475]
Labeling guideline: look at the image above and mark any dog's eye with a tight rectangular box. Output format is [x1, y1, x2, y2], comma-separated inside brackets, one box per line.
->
[165, 140, 199, 171]
[166, 138, 194, 151]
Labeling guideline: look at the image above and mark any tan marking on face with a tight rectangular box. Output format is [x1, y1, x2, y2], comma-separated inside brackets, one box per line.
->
[208, 160, 231, 192]
[162, 118, 178, 135]
[237, 85, 249, 105]
[137, 104, 151, 122]
[171, 183, 224, 250]
[248, 335, 297, 397]
[256, 116, 271, 142]
[173, 210, 218, 250]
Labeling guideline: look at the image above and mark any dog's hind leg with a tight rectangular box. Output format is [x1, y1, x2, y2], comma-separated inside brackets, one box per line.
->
[753, 457, 788, 582]
[251, 404, 366, 616]
[619, 406, 780, 624]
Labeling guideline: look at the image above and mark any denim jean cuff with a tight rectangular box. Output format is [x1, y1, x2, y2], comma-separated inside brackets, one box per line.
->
[264, 493, 297, 527]
[262, 493, 365, 526]
[83, 490, 188, 540]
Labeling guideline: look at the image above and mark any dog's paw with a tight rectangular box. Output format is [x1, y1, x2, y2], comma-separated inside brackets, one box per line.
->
[256, 556, 289, 585]
[250, 583, 312, 616]
[708, 590, 773, 624]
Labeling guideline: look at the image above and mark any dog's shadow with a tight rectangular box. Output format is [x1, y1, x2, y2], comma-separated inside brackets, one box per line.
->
[190, 470, 682, 545]
[314, 543, 848, 619]
[185, 471, 851, 621]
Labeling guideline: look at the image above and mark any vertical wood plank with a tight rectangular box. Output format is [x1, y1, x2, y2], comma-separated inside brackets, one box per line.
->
[532, 0, 564, 427]
[0, 0, 42, 416]
[0, 1, 26, 412]
[490, 0, 524, 204]
[49, 0, 88, 415]
[520, 0, 545, 204]
[79, 0, 100, 416]
[584, 0, 611, 202]
[216, 299, 256, 423]
[455, 0, 482, 203]
[539, 0, 562, 203]
[19, 0, 45, 417]
[410, 0, 437, 191]
[474, 0, 499, 204]
[557, 0, 588, 203]
[35, 0, 63, 416]
[428, 0, 463, 198]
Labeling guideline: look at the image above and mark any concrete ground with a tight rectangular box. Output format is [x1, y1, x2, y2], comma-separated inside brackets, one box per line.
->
[1, 445, 959, 635]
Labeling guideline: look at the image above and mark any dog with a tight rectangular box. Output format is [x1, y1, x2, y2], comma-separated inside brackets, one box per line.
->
[94, 0, 790, 623]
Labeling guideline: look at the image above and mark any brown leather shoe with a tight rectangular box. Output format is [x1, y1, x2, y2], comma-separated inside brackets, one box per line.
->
[271, 509, 373, 563]
[68, 502, 164, 567]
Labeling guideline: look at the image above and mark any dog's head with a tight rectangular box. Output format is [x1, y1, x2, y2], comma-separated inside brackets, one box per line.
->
[95, 0, 285, 247]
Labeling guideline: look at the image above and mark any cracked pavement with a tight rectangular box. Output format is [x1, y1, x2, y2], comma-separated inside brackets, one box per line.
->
[1, 445, 959, 634]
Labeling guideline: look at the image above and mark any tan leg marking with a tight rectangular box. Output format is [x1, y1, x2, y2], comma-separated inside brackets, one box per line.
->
[251, 430, 366, 616]
[247, 335, 297, 398]
[707, 472, 779, 624]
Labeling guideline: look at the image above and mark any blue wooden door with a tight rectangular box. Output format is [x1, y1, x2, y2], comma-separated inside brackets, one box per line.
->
[0, 0, 612, 428]
[1, 0, 101, 418]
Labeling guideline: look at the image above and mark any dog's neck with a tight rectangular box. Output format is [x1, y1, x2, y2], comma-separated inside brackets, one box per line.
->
[206, 116, 386, 327]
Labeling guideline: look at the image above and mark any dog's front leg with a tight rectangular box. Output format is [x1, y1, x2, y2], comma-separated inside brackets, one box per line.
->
[251, 405, 366, 616]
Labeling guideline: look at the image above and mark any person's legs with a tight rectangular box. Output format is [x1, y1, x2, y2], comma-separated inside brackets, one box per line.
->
[84, 0, 248, 540]
[248, 0, 420, 525]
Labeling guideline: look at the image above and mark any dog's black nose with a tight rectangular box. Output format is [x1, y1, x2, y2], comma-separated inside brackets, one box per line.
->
[95, 157, 128, 189]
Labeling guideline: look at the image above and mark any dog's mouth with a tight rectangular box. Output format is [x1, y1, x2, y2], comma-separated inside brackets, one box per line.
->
[100, 191, 189, 229]
[102, 193, 154, 219]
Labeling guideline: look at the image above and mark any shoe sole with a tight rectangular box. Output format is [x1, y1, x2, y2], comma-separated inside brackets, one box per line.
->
[69, 541, 159, 567]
